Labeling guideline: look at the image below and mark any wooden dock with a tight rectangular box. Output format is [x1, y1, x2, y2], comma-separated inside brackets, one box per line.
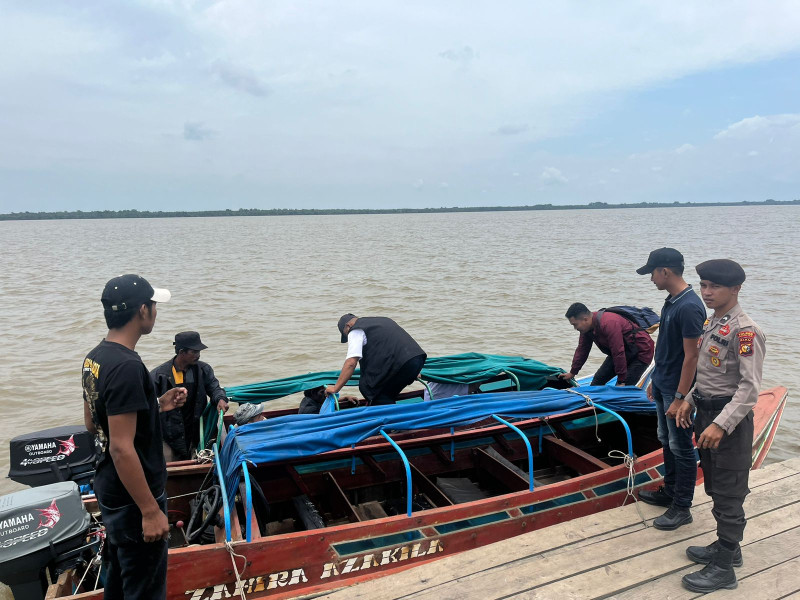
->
[318, 457, 800, 599]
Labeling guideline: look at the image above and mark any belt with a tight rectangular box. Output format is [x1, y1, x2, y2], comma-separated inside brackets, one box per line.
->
[693, 391, 733, 411]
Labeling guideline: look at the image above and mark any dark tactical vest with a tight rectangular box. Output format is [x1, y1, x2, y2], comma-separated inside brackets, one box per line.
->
[353, 317, 426, 400]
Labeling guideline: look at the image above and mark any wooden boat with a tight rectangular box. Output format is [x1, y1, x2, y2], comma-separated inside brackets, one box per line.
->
[42, 384, 787, 600]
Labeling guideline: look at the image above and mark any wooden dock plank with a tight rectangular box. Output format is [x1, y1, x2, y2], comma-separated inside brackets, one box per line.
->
[525, 504, 800, 599]
[705, 555, 800, 599]
[320, 458, 800, 600]
[608, 524, 800, 599]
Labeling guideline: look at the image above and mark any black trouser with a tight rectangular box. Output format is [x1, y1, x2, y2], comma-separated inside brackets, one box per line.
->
[591, 357, 649, 386]
[368, 355, 427, 406]
[695, 395, 754, 546]
[99, 492, 168, 599]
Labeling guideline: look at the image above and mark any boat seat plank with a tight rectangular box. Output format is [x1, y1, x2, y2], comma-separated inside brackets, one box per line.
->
[435, 477, 487, 504]
[542, 435, 609, 474]
[355, 501, 389, 521]
[471, 447, 529, 492]
[408, 462, 454, 507]
[285, 465, 313, 496]
[323, 471, 362, 523]
[361, 454, 388, 480]
[319, 460, 800, 600]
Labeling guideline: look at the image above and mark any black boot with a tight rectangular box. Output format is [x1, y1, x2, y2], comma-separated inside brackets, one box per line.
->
[682, 547, 738, 592]
[653, 505, 692, 530]
[686, 541, 743, 567]
[638, 485, 673, 507]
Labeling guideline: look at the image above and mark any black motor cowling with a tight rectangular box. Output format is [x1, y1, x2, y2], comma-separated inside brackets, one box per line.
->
[8, 425, 100, 487]
[0, 482, 92, 600]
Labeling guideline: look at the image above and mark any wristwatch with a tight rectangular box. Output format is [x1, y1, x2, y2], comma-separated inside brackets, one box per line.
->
[674, 391, 685, 400]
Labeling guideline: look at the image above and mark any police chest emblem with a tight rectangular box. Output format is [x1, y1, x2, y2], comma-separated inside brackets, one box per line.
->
[710, 356, 721, 367]
[738, 331, 755, 357]
[709, 346, 720, 356]
[719, 324, 731, 336]
[720, 315, 731, 324]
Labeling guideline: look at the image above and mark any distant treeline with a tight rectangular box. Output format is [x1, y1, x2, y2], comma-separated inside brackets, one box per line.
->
[1, 199, 798, 221]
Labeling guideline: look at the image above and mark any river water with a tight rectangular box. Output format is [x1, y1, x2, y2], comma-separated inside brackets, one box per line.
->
[0, 205, 796, 495]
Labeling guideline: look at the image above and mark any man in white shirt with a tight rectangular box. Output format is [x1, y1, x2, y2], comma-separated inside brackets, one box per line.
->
[326, 314, 426, 406]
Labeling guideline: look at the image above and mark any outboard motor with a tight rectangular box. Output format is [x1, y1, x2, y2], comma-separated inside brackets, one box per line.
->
[0, 482, 93, 600]
[8, 425, 100, 488]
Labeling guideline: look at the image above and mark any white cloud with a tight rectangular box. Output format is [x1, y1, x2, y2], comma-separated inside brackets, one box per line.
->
[714, 114, 800, 139]
[540, 166, 568, 184]
[675, 143, 695, 154]
[2, 3, 800, 210]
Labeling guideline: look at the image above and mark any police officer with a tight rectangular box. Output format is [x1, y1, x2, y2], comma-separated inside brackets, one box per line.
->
[675, 259, 766, 592]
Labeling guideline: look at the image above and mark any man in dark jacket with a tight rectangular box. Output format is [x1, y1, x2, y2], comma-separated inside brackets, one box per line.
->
[151, 331, 228, 460]
[326, 314, 426, 406]
[558, 303, 655, 386]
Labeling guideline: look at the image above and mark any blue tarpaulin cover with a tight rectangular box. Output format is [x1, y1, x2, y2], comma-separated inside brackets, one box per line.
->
[218, 385, 655, 506]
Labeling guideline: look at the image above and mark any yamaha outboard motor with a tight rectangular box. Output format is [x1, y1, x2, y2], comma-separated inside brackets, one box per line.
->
[0, 482, 92, 600]
[8, 425, 100, 488]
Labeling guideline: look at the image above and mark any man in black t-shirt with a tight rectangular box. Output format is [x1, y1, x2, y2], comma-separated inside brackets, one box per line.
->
[82, 274, 187, 600]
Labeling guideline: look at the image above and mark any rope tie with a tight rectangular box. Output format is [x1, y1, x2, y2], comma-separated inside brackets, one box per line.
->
[75, 530, 105, 591]
[542, 416, 559, 439]
[608, 449, 648, 527]
[195, 448, 215, 463]
[565, 388, 601, 443]
[224, 540, 249, 599]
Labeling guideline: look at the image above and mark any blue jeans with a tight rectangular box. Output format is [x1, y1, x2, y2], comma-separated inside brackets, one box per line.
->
[653, 384, 697, 508]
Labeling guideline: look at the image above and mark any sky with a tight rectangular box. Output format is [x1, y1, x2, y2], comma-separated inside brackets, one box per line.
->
[1, 1, 799, 212]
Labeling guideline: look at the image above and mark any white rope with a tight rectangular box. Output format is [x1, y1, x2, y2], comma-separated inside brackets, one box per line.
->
[608, 449, 648, 528]
[565, 388, 602, 443]
[195, 448, 215, 464]
[224, 540, 248, 599]
[75, 533, 104, 591]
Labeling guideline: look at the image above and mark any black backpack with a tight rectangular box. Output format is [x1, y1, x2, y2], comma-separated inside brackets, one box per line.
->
[596, 305, 660, 334]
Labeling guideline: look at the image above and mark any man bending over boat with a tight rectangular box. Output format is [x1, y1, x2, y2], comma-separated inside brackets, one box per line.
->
[558, 302, 654, 386]
[82, 274, 187, 599]
[635, 248, 705, 531]
[327, 314, 427, 406]
[151, 331, 228, 461]
[677, 259, 765, 593]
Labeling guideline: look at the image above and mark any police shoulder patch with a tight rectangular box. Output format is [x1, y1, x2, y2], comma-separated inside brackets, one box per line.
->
[739, 331, 755, 357]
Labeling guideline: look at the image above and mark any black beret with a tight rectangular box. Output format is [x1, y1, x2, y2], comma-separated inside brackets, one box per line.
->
[696, 259, 746, 287]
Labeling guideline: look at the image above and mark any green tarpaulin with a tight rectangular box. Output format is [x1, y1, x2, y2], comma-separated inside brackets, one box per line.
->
[225, 353, 563, 403]
[200, 353, 565, 447]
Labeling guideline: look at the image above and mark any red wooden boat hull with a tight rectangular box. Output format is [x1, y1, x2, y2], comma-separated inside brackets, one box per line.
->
[52, 387, 787, 600]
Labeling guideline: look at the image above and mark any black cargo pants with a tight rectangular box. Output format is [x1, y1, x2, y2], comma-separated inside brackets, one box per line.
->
[695, 395, 754, 545]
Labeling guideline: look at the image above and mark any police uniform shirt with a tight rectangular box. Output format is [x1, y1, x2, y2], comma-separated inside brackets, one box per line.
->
[689, 303, 766, 434]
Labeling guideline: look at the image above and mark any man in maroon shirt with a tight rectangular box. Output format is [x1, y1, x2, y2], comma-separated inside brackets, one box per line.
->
[558, 303, 655, 386]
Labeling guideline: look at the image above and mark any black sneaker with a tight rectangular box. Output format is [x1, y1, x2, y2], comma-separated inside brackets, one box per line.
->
[638, 485, 673, 507]
[652, 505, 692, 530]
[686, 541, 743, 567]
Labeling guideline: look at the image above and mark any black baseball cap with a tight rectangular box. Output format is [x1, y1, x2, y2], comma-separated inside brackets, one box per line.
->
[101, 274, 170, 312]
[173, 331, 208, 351]
[338, 313, 357, 343]
[696, 259, 746, 287]
[636, 248, 684, 275]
